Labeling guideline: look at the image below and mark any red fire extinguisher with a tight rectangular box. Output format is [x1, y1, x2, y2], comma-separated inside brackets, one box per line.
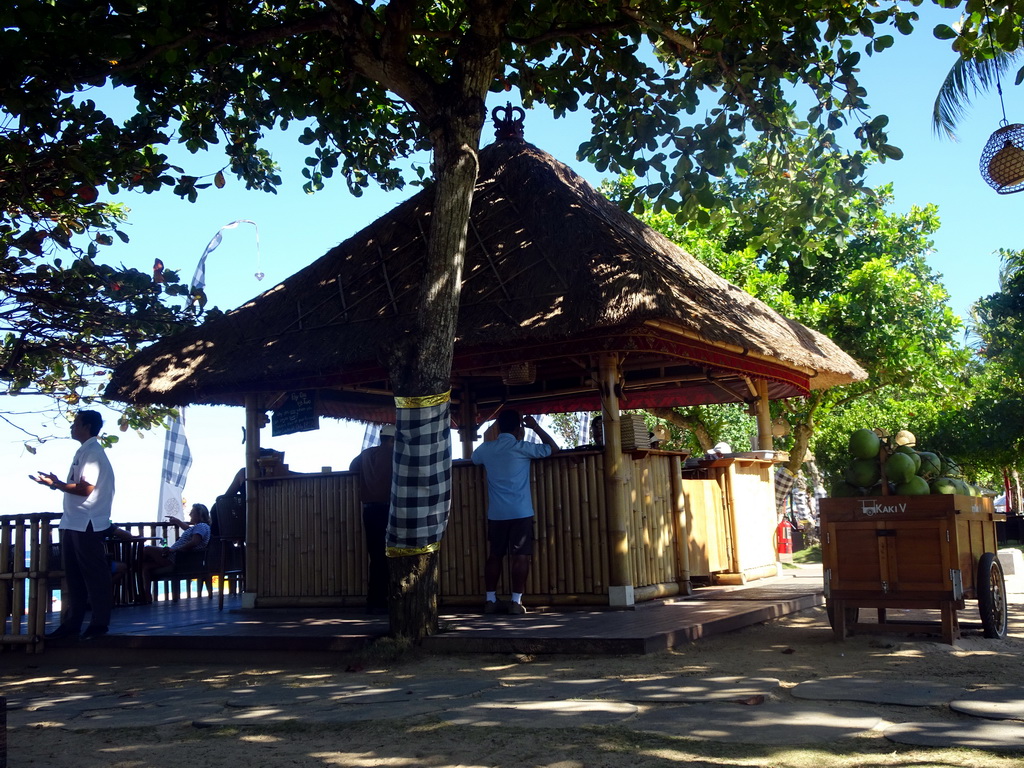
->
[776, 516, 793, 558]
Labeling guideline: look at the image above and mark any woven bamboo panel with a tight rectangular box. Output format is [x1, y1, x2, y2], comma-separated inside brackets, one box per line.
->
[444, 455, 613, 599]
[622, 453, 679, 588]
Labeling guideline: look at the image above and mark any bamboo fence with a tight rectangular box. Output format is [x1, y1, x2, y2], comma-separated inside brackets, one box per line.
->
[0, 513, 61, 653]
[253, 451, 735, 606]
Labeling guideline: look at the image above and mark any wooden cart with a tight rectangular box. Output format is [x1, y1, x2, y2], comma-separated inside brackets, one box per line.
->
[819, 494, 1008, 644]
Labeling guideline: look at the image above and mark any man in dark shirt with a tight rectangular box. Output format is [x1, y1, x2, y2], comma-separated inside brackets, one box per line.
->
[349, 425, 395, 614]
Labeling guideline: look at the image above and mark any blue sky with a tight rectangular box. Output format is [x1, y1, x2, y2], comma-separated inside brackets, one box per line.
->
[8, 4, 1022, 522]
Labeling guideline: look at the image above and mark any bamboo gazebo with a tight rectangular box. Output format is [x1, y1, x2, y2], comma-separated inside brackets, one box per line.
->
[107, 127, 867, 608]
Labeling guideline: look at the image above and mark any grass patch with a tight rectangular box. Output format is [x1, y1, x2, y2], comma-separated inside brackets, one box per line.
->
[792, 544, 821, 564]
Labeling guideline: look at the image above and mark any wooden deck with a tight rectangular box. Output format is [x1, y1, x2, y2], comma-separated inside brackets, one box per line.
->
[30, 568, 824, 657]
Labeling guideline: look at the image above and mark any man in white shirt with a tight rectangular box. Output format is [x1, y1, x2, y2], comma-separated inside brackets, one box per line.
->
[30, 410, 115, 641]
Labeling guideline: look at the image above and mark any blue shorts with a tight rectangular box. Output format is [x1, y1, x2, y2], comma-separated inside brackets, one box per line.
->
[488, 517, 534, 557]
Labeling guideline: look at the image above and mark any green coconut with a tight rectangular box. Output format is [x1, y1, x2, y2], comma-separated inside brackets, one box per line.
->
[896, 476, 931, 496]
[848, 428, 881, 460]
[950, 478, 972, 495]
[943, 457, 964, 478]
[885, 452, 916, 484]
[916, 451, 942, 480]
[894, 445, 922, 473]
[830, 481, 863, 498]
[930, 477, 959, 495]
[845, 458, 881, 488]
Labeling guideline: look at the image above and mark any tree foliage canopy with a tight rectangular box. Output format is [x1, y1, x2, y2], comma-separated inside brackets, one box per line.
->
[611, 131, 970, 482]
[928, 249, 1024, 476]
[2, 1, 935, 224]
[0, 90, 196, 430]
[1, 0, 964, 429]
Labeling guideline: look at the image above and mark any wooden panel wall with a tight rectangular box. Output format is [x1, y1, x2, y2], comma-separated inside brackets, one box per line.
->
[682, 476, 728, 577]
[727, 460, 779, 574]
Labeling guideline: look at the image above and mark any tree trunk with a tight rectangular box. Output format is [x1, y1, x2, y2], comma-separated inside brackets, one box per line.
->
[378, 1, 514, 641]
[388, 550, 440, 640]
[384, 96, 494, 640]
[785, 394, 823, 477]
[786, 418, 814, 477]
[648, 406, 714, 451]
[384, 127, 480, 640]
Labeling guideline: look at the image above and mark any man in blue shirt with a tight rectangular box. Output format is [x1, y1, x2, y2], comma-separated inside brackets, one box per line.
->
[471, 409, 559, 614]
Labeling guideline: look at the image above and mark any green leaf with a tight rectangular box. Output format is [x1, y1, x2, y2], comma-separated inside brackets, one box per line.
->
[878, 143, 904, 160]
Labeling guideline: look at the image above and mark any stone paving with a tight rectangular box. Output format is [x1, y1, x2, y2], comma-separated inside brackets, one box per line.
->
[6, 566, 1023, 752]
[6, 673, 1023, 751]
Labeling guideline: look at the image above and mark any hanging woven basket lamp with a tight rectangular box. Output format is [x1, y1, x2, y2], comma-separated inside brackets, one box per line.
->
[980, 122, 1024, 194]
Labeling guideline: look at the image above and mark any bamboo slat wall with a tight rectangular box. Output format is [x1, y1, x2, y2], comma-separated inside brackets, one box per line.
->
[254, 451, 703, 605]
[255, 473, 360, 604]
[623, 452, 680, 590]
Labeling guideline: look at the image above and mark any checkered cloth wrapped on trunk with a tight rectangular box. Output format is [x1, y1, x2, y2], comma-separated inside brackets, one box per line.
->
[386, 398, 452, 552]
[774, 466, 796, 515]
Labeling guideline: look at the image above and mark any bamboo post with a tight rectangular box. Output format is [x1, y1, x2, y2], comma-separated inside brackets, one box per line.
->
[670, 454, 692, 594]
[599, 353, 633, 606]
[755, 379, 772, 450]
[243, 394, 261, 606]
[568, 459, 584, 593]
[457, 382, 478, 460]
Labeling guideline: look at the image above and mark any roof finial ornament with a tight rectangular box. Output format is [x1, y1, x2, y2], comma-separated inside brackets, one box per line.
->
[492, 102, 525, 141]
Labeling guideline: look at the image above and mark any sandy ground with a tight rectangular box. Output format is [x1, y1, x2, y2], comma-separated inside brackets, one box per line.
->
[2, 596, 1024, 768]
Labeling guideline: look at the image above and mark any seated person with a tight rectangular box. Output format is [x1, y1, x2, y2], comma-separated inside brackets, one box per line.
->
[138, 503, 212, 603]
[104, 525, 139, 593]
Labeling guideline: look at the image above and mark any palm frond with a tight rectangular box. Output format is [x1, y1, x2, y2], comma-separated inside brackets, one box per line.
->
[932, 51, 1022, 141]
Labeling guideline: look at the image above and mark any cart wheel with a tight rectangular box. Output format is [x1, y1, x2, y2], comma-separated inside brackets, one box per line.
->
[826, 601, 860, 633]
[977, 552, 1008, 640]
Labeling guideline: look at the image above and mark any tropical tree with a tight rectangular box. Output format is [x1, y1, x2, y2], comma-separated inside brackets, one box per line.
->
[612, 133, 970, 483]
[931, 249, 1024, 489]
[930, 4, 1024, 140]
[0, 94, 196, 438]
[1, 1, 960, 637]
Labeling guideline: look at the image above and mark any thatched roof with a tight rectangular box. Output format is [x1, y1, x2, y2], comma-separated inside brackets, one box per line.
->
[106, 139, 866, 422]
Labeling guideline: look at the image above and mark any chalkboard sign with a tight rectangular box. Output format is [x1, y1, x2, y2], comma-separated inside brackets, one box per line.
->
[272, 390, 319, 436]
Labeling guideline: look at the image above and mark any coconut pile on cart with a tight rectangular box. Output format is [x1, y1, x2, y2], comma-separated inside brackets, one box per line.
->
[821, 428, 1008, 645]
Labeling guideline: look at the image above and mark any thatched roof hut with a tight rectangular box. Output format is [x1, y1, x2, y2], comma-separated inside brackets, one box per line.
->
[106, 138, 866, 422]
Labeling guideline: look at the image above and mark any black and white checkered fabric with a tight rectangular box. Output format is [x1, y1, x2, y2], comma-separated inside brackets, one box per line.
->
[774, 465, 795, 515]
[361, 422, 381, 450]
[386, 400, 452, 551]
[792, 473, 815, 527]
[161, 414, 192, 487]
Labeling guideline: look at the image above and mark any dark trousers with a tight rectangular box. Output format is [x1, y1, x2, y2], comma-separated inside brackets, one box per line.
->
[361, 502, 390, 611]
[61, 525, 113, 631]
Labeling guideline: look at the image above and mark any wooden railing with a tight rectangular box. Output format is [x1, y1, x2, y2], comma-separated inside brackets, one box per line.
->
[0, 513, 61, 653]
[0, 516, 190, 654]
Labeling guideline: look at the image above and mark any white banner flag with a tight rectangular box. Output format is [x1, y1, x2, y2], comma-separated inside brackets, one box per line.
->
[192, 219, 261, 293]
